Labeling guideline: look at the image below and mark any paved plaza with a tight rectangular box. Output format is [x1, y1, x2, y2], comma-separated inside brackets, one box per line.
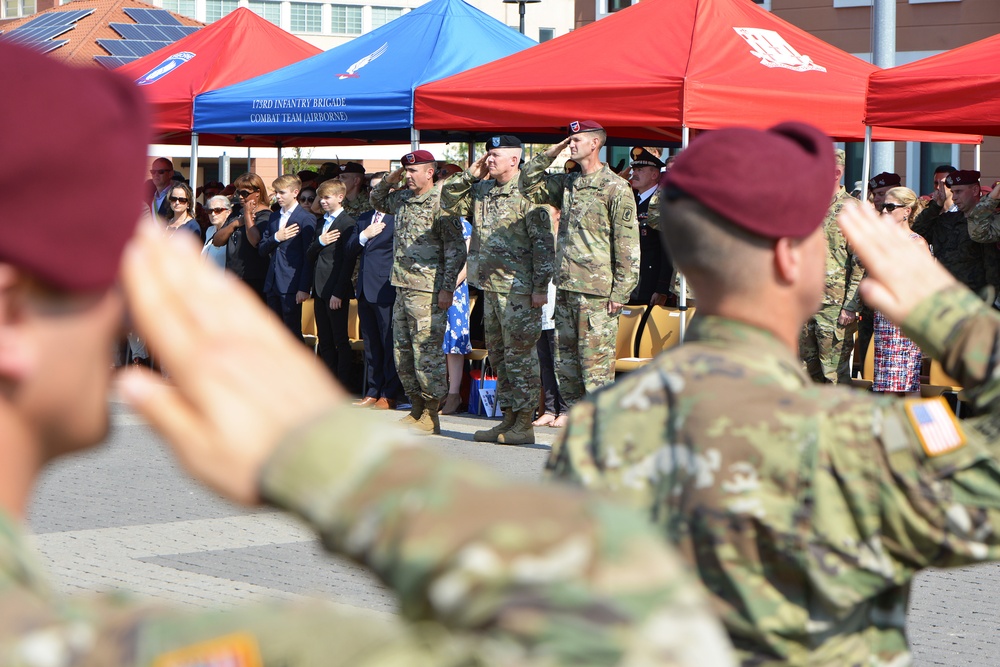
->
[25, 395, 1000, 664]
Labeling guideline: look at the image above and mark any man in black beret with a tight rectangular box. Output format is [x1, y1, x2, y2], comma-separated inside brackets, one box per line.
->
[869, 171, 901, 212]
[913, 168, 1000, 295]
[339, 161, 372, 219]
[441, 135, 555, 445]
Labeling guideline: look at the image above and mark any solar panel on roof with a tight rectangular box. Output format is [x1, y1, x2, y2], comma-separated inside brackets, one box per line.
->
[0, 7, 93, 53]
[123, 7, 183, 26]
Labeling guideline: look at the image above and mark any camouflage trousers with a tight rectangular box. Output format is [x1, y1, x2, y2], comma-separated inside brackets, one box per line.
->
[800, 303, 855, 384]
[555, 289, 619, 406]
[483, 290, 541, 413]
[393, 288, 448, 401]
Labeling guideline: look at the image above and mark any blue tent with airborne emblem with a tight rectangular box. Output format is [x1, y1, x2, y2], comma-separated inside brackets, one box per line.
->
[192, 0, 535, 141]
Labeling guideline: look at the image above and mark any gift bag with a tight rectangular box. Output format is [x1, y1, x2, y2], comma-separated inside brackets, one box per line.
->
[468, 363, 500, 417]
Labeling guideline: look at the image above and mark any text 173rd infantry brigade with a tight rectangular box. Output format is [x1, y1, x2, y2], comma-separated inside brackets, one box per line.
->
[250, 97, 348, 123]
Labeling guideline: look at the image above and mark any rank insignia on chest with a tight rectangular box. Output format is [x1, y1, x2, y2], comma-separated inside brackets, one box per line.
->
[904, 397, 966, 457]
[152, 633, 262, 667]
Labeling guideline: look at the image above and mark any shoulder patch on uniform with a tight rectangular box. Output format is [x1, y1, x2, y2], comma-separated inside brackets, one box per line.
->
[623, 208, 633, 222]
[153, 633, 262, 667]
[904, 397, 967, 457]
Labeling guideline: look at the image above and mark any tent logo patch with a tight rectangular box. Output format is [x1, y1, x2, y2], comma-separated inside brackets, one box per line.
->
[733, 28, 826, 73]
[136, 52, 196, 86]
[337, 42, 389, 79]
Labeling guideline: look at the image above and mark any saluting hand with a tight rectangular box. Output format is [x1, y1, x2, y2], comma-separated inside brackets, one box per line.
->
[470, 155, 489, 180]
[544, 137, 571, 159]
[386, 166, 406, 186]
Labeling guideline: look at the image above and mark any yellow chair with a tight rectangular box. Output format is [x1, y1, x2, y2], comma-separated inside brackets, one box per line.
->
[850, 337, 875, 390]
[616, 306, 694, 373]
[301, 299, 318, 353]
[613, 305, 648, 374]
[347, 299, 365, 353]
[465, 294, 489, 364]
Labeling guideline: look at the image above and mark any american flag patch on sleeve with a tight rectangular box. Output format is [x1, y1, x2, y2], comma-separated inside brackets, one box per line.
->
[904, 397, 967, 457]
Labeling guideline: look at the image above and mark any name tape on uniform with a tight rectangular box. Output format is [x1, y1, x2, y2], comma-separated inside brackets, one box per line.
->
[904, 396, 966, 458]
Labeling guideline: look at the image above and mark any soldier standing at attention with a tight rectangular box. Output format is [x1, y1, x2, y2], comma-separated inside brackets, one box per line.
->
[0, 42, 736, 667]
[519, 120, 639, 406]
[338, 161, 372, 220]
[627, 147, 674, 307]
[441, 135, 554, 446]
[547, 121, 1000, 666]
[799, 148, 861, 384]
[370, 150, 466, 435]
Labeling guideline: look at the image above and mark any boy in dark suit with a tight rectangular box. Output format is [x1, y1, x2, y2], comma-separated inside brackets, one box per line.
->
[259, 174, 317, 340]
[307, 179, 357, 385]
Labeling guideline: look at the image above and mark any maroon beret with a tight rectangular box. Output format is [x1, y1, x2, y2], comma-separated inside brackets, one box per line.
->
[1, 43, 149, 292]
[401, 150, 435, 165]
[869, 172, 901, 190]
[568, 120, 603, 134]
[664, 122, 834, 239]
[946, 170, 981, 187]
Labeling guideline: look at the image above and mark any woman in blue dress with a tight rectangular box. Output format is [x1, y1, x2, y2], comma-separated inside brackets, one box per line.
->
[440, 217, 472, 414]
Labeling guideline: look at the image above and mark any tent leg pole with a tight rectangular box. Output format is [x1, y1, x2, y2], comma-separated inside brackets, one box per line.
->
[862, 126, 872, 203]
[975, 143, 982, 172]
[411, 128, 420, 151]
[190, 132, 199, 196]
[467, 138, 474, 166]
[277, 142, 283, 177]
[678, 125, 690, 345]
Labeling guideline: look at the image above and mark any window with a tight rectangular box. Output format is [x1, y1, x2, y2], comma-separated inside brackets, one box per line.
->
[752, 0, 771, 9]
[290, 2, 322, 33]
[331, 4, 361, 34]
[162, 0, 196, 19]
[538, 27, 554, 42]
[371, 6, 403, 29]
[248, 0, 280, 24]
[606, 0, 630, 12]
[205, 0, 237, 23]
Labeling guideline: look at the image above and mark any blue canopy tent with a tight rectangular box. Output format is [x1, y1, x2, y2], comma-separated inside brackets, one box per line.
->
[192, 0, 535, 147]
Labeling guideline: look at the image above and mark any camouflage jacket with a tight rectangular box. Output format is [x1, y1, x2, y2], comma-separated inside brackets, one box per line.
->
[822, 188, 862, 311]
[547, 285, 1000, 666]
[343, 192, 372, 221]
[370, 179, 466, 294]
[912, 201, 1000, 293]
[440, 170, 554, 294]
[966, 194, 1000, 244]
[0, 406, 737, 666]
[519, 154, 639, 303]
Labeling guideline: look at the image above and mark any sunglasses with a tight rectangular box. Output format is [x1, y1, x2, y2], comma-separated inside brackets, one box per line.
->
[237, 189, 256, 198]
[208, 207, 230, 214]
[299, 196, 315, 202]
[169, 196, 189, 204]
[150, 169, 170, 175]
[882, 203, 908, 213]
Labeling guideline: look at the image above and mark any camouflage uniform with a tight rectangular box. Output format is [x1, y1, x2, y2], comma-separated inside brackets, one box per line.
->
[966, 195, 1000, 244]
[0, 405, 736, 666]
[799, 188, 862, 384]
[518, 153, 640, 405]
[913, 200, 1000, 295]
[371, 179, 466, 401]
[548, 284, 1000, 666]
[441, 171, 554, 413]
[343, 192, 372, 221]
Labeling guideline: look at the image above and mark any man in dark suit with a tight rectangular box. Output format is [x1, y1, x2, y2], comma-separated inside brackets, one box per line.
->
[627, 147, 674, 306]
[147, 157, 175, 222]
[307, 179, 358, 385]
[257, 174, 317, 340]
[346, 173, 401, 409]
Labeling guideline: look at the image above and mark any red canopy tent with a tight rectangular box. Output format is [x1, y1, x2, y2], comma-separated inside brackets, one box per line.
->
[116, 7, 322, 147]
[414, 0, 977, 145]
[866, 33, 1000, 136]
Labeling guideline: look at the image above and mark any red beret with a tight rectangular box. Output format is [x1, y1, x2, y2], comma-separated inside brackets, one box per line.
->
[869, 172, 901, 190]
[402, 150, 435, 165]
[568, 120, 603, 134]
[0, 43, 149, 292]
[946, 170, 980, 187]
[664, 122, 834, 239]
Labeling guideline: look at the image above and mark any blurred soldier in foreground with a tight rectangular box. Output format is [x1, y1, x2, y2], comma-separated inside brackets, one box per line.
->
[799, 148, 861, 384]
[519, 120, 639, 406]
[441, 135, 554, 445]
[548, 121, 1000, 666]
[0, 44, 733, 666]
